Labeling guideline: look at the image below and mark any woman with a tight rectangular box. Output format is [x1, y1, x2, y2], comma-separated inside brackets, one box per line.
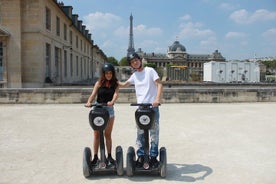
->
[85, 63, 119, 165]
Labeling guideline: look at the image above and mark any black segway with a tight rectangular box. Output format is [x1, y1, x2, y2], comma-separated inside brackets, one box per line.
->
[83, 103, 124, 177]
[126, 103, 167, 178]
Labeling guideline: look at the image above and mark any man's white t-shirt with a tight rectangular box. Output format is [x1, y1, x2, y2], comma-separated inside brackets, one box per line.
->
[127, 67, 159, 103]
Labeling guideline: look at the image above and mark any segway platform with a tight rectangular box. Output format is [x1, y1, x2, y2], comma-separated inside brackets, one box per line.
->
[83, 104, 124, 177]
[126, 103, 167, 178]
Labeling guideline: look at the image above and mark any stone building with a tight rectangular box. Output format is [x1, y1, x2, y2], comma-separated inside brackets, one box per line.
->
[138, 40, 226, 81]
[0, 0, 107, 88]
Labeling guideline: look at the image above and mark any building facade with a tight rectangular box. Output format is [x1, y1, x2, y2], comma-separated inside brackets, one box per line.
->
[204, 61, 260, 83]
[138, 41, 226, 81]
[0, 0, 107, 88]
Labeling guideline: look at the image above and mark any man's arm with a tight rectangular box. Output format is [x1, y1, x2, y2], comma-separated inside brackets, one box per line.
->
[153, 78, 163, 106]
[118, 81, 131, 88]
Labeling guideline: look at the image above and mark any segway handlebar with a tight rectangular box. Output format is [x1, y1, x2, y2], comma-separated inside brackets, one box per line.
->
[130, 103, 160, 107]
[84, 103, 108, 108]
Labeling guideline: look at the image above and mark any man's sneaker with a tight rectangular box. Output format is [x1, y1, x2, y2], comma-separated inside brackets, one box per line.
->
[91, 155, 99, 166]
[149, 157, 159, 168]
[136, 156, 144, 168]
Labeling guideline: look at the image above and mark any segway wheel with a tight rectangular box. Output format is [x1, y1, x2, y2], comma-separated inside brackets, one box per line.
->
[126, 146, 135, 177]
[115, 146, 124, 176]
[83, 147, 92, 178]
[159, 147, 167, 178]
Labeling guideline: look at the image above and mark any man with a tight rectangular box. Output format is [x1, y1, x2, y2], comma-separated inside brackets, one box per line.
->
[119, 52, 163, 167]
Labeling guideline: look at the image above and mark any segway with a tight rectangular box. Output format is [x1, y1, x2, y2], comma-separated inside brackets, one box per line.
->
[126, 103, 167, 178]
[83, 103, 124, 177]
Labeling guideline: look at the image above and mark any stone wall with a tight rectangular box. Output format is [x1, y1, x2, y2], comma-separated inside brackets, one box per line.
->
[1, 85, 276, 104]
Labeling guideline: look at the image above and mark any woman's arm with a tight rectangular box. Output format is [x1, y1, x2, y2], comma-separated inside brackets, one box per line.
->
[85, 82, 100, 107]
[108, 86, 119, 106]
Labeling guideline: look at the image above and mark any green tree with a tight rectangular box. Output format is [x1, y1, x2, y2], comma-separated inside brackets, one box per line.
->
[119, 57, 128, 66]
[144, 63, 156, 69]
[107, 57, 119, 66]
[262, 59, 276, 74]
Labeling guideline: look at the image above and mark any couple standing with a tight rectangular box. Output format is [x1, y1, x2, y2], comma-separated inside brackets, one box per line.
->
[85, 52, 163, 168]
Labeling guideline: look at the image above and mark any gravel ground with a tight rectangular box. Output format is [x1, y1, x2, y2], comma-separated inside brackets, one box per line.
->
[1, 103, 276, 184]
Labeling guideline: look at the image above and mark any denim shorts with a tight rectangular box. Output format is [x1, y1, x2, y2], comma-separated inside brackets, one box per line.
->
[103, 106, 114, 118]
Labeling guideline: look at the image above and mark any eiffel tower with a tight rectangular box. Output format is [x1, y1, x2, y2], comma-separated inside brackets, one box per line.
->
[127, 14, 135, 57]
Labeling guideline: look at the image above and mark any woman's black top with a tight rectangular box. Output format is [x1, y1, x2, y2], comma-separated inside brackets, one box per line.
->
[96, 86, 115, 103]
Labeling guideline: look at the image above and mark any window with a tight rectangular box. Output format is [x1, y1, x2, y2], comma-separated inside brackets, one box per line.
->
[55, 47, 60, 79]
[83, 58, 86, 77]
[76, 56, 79, 76]
[56, 16, 60, 36]
[0, 42, 3, 80]
[45, 7, 51, 30]
[81, 57, 83, 78]
[76, 35, 78, 48]
[70, 53, 73, 77]
[64, 23, 67, 40]
[45, 43, 51, 79]
[64, 50, 67, 77]
[69, 30, 72, 45]
[86, 60, 89, 78]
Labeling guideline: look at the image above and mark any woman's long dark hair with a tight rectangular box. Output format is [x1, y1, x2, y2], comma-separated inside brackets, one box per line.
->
[98, 70, 118, 89]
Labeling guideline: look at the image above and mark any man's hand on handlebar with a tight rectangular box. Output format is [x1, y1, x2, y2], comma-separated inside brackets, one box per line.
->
[152, 100, 161, 107]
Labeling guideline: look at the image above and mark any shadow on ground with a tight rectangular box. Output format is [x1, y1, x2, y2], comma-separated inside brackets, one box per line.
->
[85, 163, 213, 182]
[125, 163, 213, 182]
[165, 163, 213, 182]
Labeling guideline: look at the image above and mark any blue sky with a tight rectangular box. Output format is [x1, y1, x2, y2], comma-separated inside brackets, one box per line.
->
[61, 0, 276, 61]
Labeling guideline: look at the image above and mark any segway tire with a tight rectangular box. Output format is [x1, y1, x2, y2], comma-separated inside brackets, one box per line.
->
[126, 146, 135, 177]
[159, 147, 167, 178]
[83, 147, 92, 178]
[115, 146, 124, 176]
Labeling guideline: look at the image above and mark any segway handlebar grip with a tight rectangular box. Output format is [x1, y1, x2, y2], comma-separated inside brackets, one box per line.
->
[85, 103, 108, 108]
[130, 103, 160, 107]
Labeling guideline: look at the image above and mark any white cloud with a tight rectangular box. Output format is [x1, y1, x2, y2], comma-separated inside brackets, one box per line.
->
[230, 9, 276, 24]
[141, 39, 159, 45]
[225, 32, 247, 39]
[229, 9, 250, 24]
[178, 22, 215, 39]
[101, 39, 114, 49]
[262, 28, 276, 44]
[138, 39, 160, 50]
[240, 41, 248, 46]
[134, 24, 163, 37]
[200, 36, 217, 48]
[219, 3, 238, 11]
[83, 12, 121, 31]
[252, 9, 276, 22]
[114, 26, 129, 37]
[133, 25, 163, 53]
[262, 28, 276, 37]
[180, 14, 191, 21]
